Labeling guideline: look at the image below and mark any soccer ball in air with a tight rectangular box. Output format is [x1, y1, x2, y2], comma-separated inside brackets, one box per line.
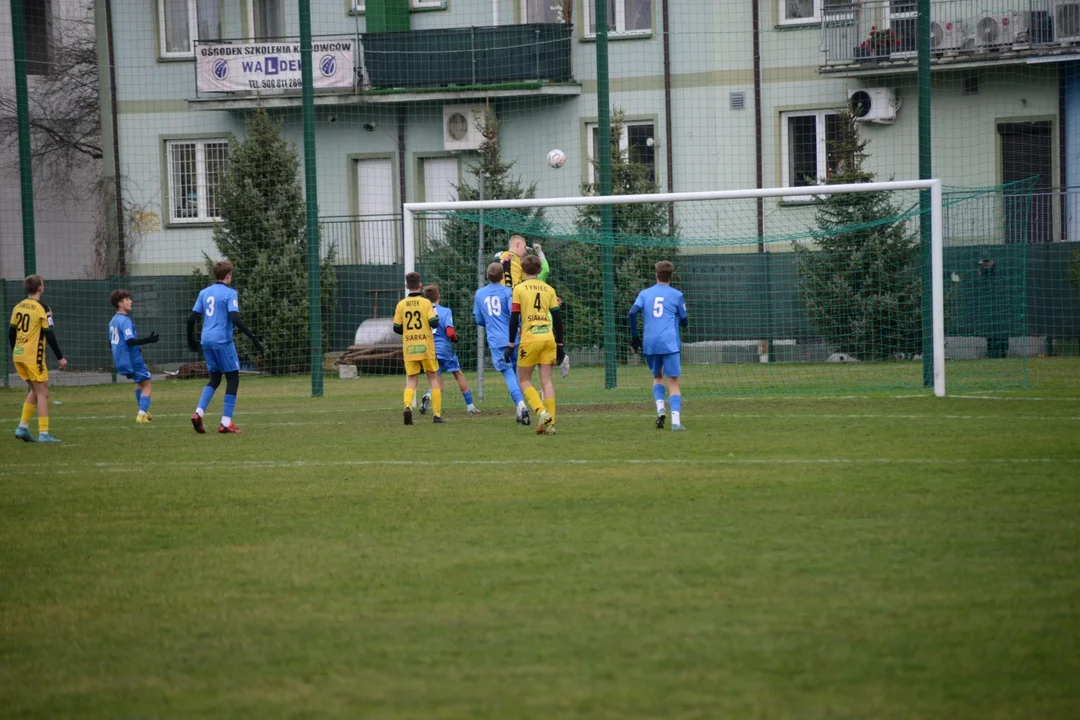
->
[547, 149, 566, 169]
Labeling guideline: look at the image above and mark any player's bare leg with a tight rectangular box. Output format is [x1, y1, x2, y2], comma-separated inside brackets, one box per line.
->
[427, 370, 444, 423]
[667, 376, 685, 431]
[15, 383, 37, 442]
[31, 380, 59, 443]
[653, 375, 667, 430]
[136, 379, 153, 424]
[403, 373, 419, 425]
[537, 363, 556, 434]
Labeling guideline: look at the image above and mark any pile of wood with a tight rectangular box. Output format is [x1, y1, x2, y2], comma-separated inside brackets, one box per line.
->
[176, 361, 210, 379]
[336, 344, 404, 374]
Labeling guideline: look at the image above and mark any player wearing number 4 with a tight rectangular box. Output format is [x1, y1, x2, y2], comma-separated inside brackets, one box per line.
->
[108, 290, 160, 424]
[474, 263, 530, 424]
[187, 261, 266, 435]
[394, 272, 443, 425]
[506, 255, 564, 435]
[420, 284, 479, 415]
[8, 275, 66, 443]
[629, 261, 688, 431]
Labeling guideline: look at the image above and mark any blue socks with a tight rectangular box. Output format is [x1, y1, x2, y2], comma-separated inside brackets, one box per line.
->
[463, 389, 474, 406]
[671, 395, 682, 413]
[652, 384, 666, 403]
[223, 393, 237, 419]
[138, 396, 151, 413]
[502, 368, 524, 405]
[197, 385, 216, 412]
[135, 388, 142, 406]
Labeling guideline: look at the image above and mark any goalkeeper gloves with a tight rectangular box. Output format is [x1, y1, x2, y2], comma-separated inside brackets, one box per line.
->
[630, 336, 642, 353]
[556, 344, 565, 366]
[145, 331, 160, 344]
[503, 346, 514, 364]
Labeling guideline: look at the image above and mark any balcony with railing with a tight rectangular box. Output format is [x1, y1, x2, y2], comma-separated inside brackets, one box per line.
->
[190, 23, 578, 108]
[820, 0, 1080, 72]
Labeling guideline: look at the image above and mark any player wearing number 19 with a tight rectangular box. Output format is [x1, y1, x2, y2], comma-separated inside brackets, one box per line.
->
[505, 255, 564, 435]
[108, 289, 160, 424]
[394, 272, 442, 425]
[8, 275, 66, 443]
[187, 261, 266, 435]
[628, 261, 688, 431]
[473, 263, 529, 424]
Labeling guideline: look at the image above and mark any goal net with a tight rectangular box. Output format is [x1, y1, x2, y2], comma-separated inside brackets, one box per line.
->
[406, 179, 1032, 401]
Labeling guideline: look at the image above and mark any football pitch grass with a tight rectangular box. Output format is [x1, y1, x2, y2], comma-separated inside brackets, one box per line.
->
[2, 359, 1079, 719]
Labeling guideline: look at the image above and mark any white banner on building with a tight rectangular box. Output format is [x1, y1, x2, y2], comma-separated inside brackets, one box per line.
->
[196, 41, 354, 93]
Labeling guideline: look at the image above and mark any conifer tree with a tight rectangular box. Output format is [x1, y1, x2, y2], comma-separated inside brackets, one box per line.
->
[794, 109, 920, 360]
[199, 107, 336, 374]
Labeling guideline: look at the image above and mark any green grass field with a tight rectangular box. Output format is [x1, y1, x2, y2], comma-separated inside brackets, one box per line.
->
[3, 359, 1080, 719]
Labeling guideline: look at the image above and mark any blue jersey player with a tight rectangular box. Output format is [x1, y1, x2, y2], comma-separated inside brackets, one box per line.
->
[419, 285, 479, 416]
[186, 261, 265, 435]
[474, 262, 530, 425]
[628, 261, 688, 431]
[108, 289, 160, 424]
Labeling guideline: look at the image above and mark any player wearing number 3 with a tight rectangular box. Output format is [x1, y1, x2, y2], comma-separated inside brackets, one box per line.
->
[394, 271, 442, 425]
[629, 261, 688, 431]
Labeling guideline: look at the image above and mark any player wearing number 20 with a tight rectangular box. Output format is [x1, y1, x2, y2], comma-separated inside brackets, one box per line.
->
[394, 271, 442, 425]
[108, 289, 160, 424]
[628, 261, 688, 431]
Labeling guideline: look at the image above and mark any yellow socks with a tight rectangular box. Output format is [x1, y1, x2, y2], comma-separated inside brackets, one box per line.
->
[431, 388, 443, 417]
[21, 403, 34, 424]
[404, 387, 415, 409]
[38, 416, 49, 434]
[524, 387, 544, 415]
[544, 398, 556, 423]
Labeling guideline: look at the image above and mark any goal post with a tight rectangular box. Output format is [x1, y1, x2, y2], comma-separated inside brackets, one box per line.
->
[405, 180, 947, 397]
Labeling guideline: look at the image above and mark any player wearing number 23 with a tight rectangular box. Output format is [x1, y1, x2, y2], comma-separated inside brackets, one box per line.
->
[394, 271, 442, 424]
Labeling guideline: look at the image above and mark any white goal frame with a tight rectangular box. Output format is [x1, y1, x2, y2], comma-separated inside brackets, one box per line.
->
[403, 180, 946, 397]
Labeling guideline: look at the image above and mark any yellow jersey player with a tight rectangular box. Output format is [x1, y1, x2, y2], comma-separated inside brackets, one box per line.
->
[8, 275, 67, 443]
[393, 271, 443, 425]
[497, 234, 551, 288]
[505, 255, 564, 435]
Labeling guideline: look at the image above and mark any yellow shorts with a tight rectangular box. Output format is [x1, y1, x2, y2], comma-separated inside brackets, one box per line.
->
[404, 357, 439, 376]
[14, 360, 48, 383]
[517, 338, 557, 368]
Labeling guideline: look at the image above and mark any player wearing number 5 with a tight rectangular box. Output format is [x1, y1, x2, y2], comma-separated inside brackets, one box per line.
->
[187, 261, 265, 435]
[505, 255, 564, 435]
[8, 274, 66, 443]
[628, 261, 688, 431]
[394, 271, 442, 425]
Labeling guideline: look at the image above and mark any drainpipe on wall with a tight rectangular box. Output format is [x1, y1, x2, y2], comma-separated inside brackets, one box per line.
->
[104, 0, 125, 275]
[661, 0, 674, 235]
[398, 106, 407, 261]
[492, 0, 499, 26]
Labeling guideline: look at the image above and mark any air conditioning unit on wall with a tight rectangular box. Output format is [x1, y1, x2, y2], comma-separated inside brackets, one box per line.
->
[442, 105, 485, 151]
[849, 88, 898, 124]
[1053, 0, 1080, 43]
[931, 20, 968, 52]
[974, 11, 1030, 48]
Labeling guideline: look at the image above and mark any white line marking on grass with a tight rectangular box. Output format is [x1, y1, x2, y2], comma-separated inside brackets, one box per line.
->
[4, 457, 1078, 477]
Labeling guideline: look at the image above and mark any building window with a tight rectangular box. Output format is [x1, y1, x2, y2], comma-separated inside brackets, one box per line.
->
[781, 110, 841, 196]
[779, 0, 848, 26]
[586, 120, 656, 185]
[351, 0, 364, 12]
[356, 158, 398, 264]
[585, 0, 652, 37]
[411, 0, 444, 9]
[167, 140, 228, 223]
[522, 0, 560, 23]
[24, 0, 50, 75]
[158, 0, 222, 58]
[249, 0, 284, 41]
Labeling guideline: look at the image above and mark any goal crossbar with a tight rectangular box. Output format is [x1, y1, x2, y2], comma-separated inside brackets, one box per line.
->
[403, 180, 946, 397]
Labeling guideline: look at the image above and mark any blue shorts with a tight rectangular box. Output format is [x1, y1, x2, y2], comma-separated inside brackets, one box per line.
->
[644, 352, 681, 379]
[437, 353, 461, 374]
[203, 344, 240, 374]
[120, 362, 152, 383]
[489, 345, 518, 373]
